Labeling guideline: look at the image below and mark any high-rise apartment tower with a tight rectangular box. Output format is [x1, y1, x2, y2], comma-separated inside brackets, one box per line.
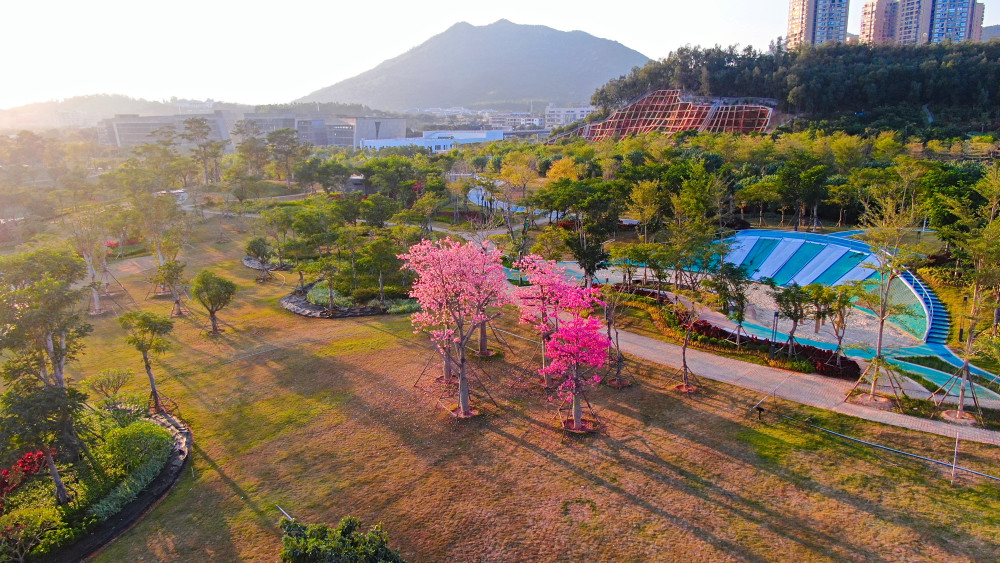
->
[860, 0, 899, 44]
[787, 0, 851, 50]
[861, 0, 985, 45]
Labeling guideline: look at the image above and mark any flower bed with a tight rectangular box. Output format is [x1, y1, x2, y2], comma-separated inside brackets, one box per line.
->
[0, 419, 179, 561]
[616, 288, 861, 381]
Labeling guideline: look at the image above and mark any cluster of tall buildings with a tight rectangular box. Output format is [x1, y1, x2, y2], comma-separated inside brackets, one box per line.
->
[861, 0, 985, 45]
[787, 0, 985, 49]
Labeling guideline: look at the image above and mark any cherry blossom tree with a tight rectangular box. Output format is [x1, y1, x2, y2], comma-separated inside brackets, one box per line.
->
[401, 238, 510, 417]
[514, 255, 601, 386]
[541, 316, 610, 430]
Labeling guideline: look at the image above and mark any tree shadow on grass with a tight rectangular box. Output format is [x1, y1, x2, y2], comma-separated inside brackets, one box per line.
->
[191, 441, 279, 537]
[601, 375, 997, 560]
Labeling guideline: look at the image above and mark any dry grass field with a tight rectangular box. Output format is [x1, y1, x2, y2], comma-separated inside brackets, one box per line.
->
[62, 217, 1000, 562]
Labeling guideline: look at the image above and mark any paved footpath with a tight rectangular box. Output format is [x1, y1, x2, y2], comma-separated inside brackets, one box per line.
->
[615, 328, 1000, 446]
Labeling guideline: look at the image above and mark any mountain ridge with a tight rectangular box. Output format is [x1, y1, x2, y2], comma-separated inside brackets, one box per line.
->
[296, 19, 649, 111]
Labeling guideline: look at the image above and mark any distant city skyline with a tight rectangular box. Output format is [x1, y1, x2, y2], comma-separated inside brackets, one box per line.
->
[3, 0, 997, 110]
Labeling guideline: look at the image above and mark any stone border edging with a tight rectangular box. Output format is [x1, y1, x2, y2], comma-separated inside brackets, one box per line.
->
[43, 414, 192, 563]
[241, 256, 292, 272]
[279, 282, 386, 319]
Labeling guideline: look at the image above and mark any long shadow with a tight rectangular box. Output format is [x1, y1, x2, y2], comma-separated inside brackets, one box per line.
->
[493, 393, 889, 561]
[603, 380, 993, 559]
[191, 441, 279, 536]
[481, 422, 768, 562]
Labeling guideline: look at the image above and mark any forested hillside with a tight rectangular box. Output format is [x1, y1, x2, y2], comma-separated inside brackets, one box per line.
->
[592, 42, 1000, 131]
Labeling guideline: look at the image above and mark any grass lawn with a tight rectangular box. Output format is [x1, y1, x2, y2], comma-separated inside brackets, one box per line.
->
[57, 216, 1000, 561]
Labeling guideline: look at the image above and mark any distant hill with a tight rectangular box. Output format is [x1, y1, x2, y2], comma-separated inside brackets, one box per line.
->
[296, 19, 649, 112]
[0, 95, 252, 131]
[984, 25, 1000, 41]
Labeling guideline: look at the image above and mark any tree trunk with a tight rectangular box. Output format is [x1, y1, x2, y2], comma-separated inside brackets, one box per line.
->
[210, 311, 220, 334]
[378, 270, 385, 306]
[572, 393, 583, 430]
[478, 322, 488, 356]
[44, 449, 69, 505]
[458, 356, 471, 416]
[682, 331, 691, 387]
[443, 348, 453, 384]
[172, 298, 184, 317]
[872, 316, 887, 398]
[143, 351, 162, 413]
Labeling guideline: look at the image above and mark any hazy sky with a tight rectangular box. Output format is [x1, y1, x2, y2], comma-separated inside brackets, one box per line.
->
[3, 0, 997, 109]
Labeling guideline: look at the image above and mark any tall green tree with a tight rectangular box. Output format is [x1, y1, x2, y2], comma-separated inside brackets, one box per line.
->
[118, 311, 174, 413]
[0, 249, 90, 389]
[191, 270, 237, 335]
[851, 190, 924, 401]
[769, 282, 811, 357]
[267, 128, 308, 189]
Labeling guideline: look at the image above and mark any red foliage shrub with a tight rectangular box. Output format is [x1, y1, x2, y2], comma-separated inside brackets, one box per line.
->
[0, 451, 46, 513]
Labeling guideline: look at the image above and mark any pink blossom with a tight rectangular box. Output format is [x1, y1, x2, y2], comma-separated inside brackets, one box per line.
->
[400, 237, 511, 349]
[513, 255, 602, 336]
[540, 316, 611, 402]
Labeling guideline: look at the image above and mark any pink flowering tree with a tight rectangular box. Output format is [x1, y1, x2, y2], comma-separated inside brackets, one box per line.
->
[542, 315, 611, 430]
[514, 256, 602, 386]
[400, 237, 511, 417]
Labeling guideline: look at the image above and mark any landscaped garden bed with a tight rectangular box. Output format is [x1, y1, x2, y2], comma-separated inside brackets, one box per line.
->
[280, 281, 419, 319]
[1, 413, 191, 562]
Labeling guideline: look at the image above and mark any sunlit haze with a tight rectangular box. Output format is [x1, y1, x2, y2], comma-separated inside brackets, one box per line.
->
[3, 0, 998, 110]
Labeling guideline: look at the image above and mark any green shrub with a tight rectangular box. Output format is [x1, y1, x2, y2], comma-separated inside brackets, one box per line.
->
[95, 393, 148, 429]
[88, 422, 173, 522]
[917, 266, 964, 287]
[0, 508, 63, 562]
[786, 359, 816, 373]
[384, 299, 421, 314]
[381, 286, 410, 299]
[98, 421, 172, 475]
[307, 282, 354, 308]
[280, 516, 406, 563]
[351, 287, 379, 303]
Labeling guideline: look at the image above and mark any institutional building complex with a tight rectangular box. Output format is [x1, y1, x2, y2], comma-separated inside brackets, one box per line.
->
[787, 0, 851, 49]
[859, 0, 985, 45]
[97, 112, 405, 150]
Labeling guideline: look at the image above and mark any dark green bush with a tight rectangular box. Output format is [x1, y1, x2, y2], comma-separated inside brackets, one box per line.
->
[98, 421, 172, 476]
[351, 288, 379, 303]
[280, 516, 406, 563]
[381, 286, 410, 299]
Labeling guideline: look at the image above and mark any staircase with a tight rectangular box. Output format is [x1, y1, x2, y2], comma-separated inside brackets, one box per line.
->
[899, 270, 950, 344]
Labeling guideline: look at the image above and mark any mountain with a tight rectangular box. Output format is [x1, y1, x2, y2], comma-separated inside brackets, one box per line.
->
[0, 94, 252, 131]
[984, 25, 1000, 41]
[297, 19, 649, 111]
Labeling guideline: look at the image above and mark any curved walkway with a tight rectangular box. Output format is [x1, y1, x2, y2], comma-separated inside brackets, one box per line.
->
[614, 328, 1000, 445]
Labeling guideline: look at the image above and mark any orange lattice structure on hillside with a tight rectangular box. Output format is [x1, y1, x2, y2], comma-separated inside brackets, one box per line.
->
[551, 90, 774, 143]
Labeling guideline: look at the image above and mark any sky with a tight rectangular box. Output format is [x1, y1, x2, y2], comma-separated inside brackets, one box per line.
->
[2, 0, 997, 110]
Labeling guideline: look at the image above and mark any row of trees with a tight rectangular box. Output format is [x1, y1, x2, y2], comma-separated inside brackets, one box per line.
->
[591, 42, 1000, 132]
[401, 239, 609, 430]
